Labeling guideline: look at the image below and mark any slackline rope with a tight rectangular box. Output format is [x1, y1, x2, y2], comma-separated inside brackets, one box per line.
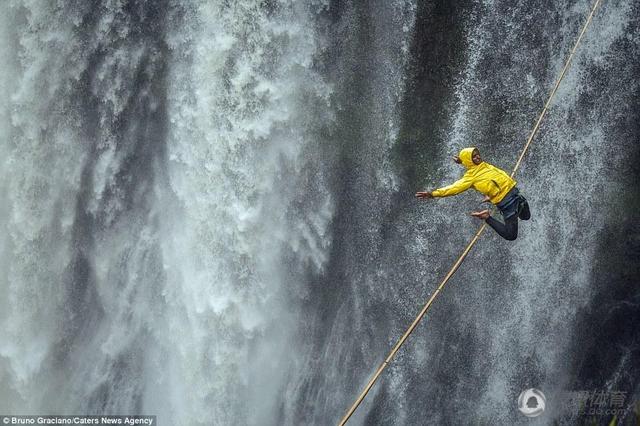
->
[338, 0, 602, 424]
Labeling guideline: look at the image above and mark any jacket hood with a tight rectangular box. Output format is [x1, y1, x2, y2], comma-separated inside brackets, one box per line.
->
[459, 147, 478, 169]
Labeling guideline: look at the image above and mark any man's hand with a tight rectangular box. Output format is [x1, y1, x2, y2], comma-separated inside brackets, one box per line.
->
[453, 156, 462, 164]
[415, 191, 434, 199]
[480, 195, 491, 203]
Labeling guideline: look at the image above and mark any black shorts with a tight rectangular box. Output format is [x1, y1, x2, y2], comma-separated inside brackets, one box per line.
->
[496, 187, 527, 220]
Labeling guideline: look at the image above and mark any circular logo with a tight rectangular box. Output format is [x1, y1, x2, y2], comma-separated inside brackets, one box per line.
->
[518, 388, 546, 417]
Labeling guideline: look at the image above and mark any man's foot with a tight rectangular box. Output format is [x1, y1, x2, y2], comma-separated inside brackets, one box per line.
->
[470, 209, 491, 220]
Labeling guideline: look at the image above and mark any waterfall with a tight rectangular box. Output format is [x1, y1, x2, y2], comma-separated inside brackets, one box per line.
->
[0, 1, 638, 425]
[155, 1, 335, 424]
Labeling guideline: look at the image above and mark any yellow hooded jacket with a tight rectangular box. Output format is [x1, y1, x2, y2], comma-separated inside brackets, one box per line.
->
[431, 147, 517, 204]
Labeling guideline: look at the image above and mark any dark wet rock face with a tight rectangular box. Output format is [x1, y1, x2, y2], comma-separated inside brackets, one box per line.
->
[0, 1, 637, 425]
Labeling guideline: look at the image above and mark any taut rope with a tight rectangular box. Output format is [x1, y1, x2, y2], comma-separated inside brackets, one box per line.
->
[338, 1, 602, 423]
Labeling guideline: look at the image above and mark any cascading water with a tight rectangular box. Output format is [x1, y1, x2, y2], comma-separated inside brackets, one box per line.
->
[0, 1, 638, 425]
[156, 2, 335, 424]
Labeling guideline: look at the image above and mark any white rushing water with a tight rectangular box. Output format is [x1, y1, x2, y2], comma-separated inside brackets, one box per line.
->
[0, 1, 94, 413]
[0, 0, 637, 425]
[155, 1, 335, 424]
[0, 1, 336, 424]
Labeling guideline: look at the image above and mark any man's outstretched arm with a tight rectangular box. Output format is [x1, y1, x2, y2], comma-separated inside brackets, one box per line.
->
[416, 175, 473, 199]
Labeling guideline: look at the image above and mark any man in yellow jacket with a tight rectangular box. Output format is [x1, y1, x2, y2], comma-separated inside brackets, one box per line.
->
[415, 147, 530, 240]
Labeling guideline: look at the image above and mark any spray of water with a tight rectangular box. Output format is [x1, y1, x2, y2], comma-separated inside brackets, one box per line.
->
[0, 1, 637, 425]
